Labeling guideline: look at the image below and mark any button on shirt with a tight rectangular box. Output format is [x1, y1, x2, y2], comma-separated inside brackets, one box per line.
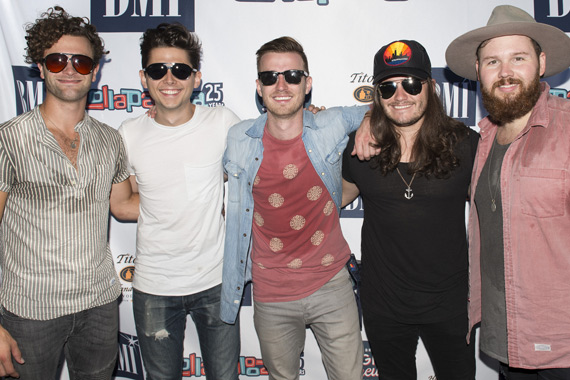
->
[0, 107, 129, 320]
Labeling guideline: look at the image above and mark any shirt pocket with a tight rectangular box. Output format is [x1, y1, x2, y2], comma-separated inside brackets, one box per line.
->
[184, 161, 220, 204]
[520, 167, 566, 218]
[224, 161, 245, 203]
[94, 163, 114, 201]
[326, 136, 349, 165]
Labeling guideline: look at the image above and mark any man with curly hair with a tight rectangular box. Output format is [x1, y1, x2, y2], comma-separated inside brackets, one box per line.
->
[118, 23, 241, 380]
[0, 6, 138, 379]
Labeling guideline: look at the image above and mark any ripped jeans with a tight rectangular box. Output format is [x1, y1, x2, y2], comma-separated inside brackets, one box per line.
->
[133, 285, 240, 380]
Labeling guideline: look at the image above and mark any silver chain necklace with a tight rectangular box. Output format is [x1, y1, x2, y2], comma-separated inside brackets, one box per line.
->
[487, 139, 500, 212]
[396, 167, 416, 200]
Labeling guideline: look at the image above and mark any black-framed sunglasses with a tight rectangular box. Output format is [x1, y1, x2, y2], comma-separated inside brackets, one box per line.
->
[42, 53, 95, 75]
[258, 70, 309, 86]
[144, 63, 197, 80]
[377, 77, 427, 99]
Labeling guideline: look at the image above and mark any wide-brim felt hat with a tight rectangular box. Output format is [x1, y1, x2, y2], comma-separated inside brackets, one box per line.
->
[445, 5, 570, 80]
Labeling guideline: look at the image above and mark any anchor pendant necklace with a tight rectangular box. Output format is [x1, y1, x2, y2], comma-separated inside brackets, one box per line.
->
[396, 167, 416, 200]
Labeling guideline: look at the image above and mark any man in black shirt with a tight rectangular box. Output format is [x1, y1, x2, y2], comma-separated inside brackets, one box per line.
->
[342, 40, 478, 380]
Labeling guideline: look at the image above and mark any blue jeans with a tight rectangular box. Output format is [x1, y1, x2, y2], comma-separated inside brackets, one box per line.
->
[253, 268, 363, 380]
[0, 300, 119, 380]
[133, 285, 240, 380]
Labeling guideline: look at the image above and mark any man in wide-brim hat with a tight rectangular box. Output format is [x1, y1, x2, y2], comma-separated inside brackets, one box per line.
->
[446, 5, 570, 379]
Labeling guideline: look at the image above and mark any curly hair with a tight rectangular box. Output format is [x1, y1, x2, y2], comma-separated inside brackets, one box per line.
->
[370, 79, 468, 179]
[24, 6, 107, 65]
[140, 23, 202, 70]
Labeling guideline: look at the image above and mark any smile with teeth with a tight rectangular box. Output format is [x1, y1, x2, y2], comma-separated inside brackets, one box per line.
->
[274, 96, 292, 101]
[160, 89, 181, 95]
[392, 103, 413, 110]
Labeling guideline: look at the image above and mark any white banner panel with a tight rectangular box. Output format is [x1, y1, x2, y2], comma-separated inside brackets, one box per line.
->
[1, 0, 569, 379]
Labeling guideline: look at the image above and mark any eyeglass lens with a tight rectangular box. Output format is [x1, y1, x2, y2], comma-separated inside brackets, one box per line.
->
[43, 53, 95, 75]
[144, 63, 196, 80]
[378, 77, 425, 99]
[258, 70, 308, 86]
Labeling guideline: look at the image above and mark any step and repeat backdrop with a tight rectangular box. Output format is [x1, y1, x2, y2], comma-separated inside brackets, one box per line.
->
[1, 0, 569, 379]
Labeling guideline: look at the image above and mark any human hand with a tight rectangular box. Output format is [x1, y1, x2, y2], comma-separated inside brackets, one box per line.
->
[306, 104, 326, 114]
[146, 106, 157, 119]
[351, 112, 380, 160]
[0, 325, 23, 378]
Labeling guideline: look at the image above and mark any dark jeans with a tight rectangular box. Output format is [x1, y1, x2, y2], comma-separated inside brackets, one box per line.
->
[501, 363, 570, 380]
[0, 300, 118, 380]
[133, 284, 240, 380]
[363, 311, 475, 380]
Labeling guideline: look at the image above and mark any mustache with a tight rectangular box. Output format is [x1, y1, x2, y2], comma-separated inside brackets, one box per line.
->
[492, 78, 522, 90]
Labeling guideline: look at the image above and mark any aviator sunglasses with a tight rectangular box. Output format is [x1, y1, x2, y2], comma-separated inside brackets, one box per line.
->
[378, 77, 427, 99]
[42, 53, 95, 75]
[258, 70, 309, 86]
[144, 62, 197, 80]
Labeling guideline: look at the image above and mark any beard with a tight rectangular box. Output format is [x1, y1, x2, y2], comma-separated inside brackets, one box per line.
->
[481, 74, 541, 125]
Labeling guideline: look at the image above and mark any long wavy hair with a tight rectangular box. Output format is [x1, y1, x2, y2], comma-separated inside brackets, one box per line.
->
[370, 79, 468, 178]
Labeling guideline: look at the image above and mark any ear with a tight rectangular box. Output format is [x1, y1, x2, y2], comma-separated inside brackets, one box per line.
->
[139, 69, 148, 89]
[37, 62, 45, 80]
[193, 71, 202, 90]
[91, 64, 100, 83]
[305, 75, 312, 95]
[475, 60, 480, 81]
[256, 79, 263, 97]
[538, 51, 546, 77]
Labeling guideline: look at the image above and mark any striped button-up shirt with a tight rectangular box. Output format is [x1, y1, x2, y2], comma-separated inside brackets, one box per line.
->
[0, 107, 129, 320]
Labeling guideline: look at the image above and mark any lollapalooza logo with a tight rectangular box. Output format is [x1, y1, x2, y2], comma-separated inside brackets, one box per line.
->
[87, 81, 227, 111]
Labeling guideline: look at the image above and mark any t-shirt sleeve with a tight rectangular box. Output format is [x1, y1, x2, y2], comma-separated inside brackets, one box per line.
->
[342, 131, 357, 183]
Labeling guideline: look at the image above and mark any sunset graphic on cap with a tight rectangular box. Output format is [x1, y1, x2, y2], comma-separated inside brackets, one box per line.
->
[384, 41, 411, 66]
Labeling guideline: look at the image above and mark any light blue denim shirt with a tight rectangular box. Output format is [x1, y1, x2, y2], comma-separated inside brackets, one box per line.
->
[220, 105, 367, 323]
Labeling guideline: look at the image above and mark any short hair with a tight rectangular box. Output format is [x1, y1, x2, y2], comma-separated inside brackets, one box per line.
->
[476, 36, 542, 62]
[256, 36, 309, 73]
[24, 6, 107, 64]
[140, 23, 202, 70]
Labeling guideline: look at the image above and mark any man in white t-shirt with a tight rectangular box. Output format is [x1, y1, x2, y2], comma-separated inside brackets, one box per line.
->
[118, 23, 241, 380]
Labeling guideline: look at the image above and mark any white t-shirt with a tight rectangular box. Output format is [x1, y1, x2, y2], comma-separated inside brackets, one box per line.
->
[118, 105, 240, 295]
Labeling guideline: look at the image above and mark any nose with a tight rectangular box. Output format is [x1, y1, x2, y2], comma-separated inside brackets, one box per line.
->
[62, 59, 76, 75]
[498, 61, 514, 78]
[275, 73, 287, 89]
[393, 82, 408, 100]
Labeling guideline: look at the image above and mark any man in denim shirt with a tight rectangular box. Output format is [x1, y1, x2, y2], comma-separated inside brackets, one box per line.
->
[221, 37, 367, 380]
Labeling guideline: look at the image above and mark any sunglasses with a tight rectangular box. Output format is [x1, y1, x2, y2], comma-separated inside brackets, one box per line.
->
[258, 70, 309, 86]
[377, 77, 427, 99]
[42, 53, 95, 75]
[144, 63, 197, 80]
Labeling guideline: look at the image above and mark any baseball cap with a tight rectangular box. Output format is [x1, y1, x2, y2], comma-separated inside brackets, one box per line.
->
[373, 40, 432, 84]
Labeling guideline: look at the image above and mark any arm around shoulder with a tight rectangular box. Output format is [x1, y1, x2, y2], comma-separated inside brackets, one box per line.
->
[342, 179, 360, 208]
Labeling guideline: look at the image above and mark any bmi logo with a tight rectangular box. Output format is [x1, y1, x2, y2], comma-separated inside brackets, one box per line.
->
[114, 333, 144, 380]
[432, 67, 477, 127]
[91, 0, 195, 32]
[12, 66, 43, 116]
[535, 0, 570, 32]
